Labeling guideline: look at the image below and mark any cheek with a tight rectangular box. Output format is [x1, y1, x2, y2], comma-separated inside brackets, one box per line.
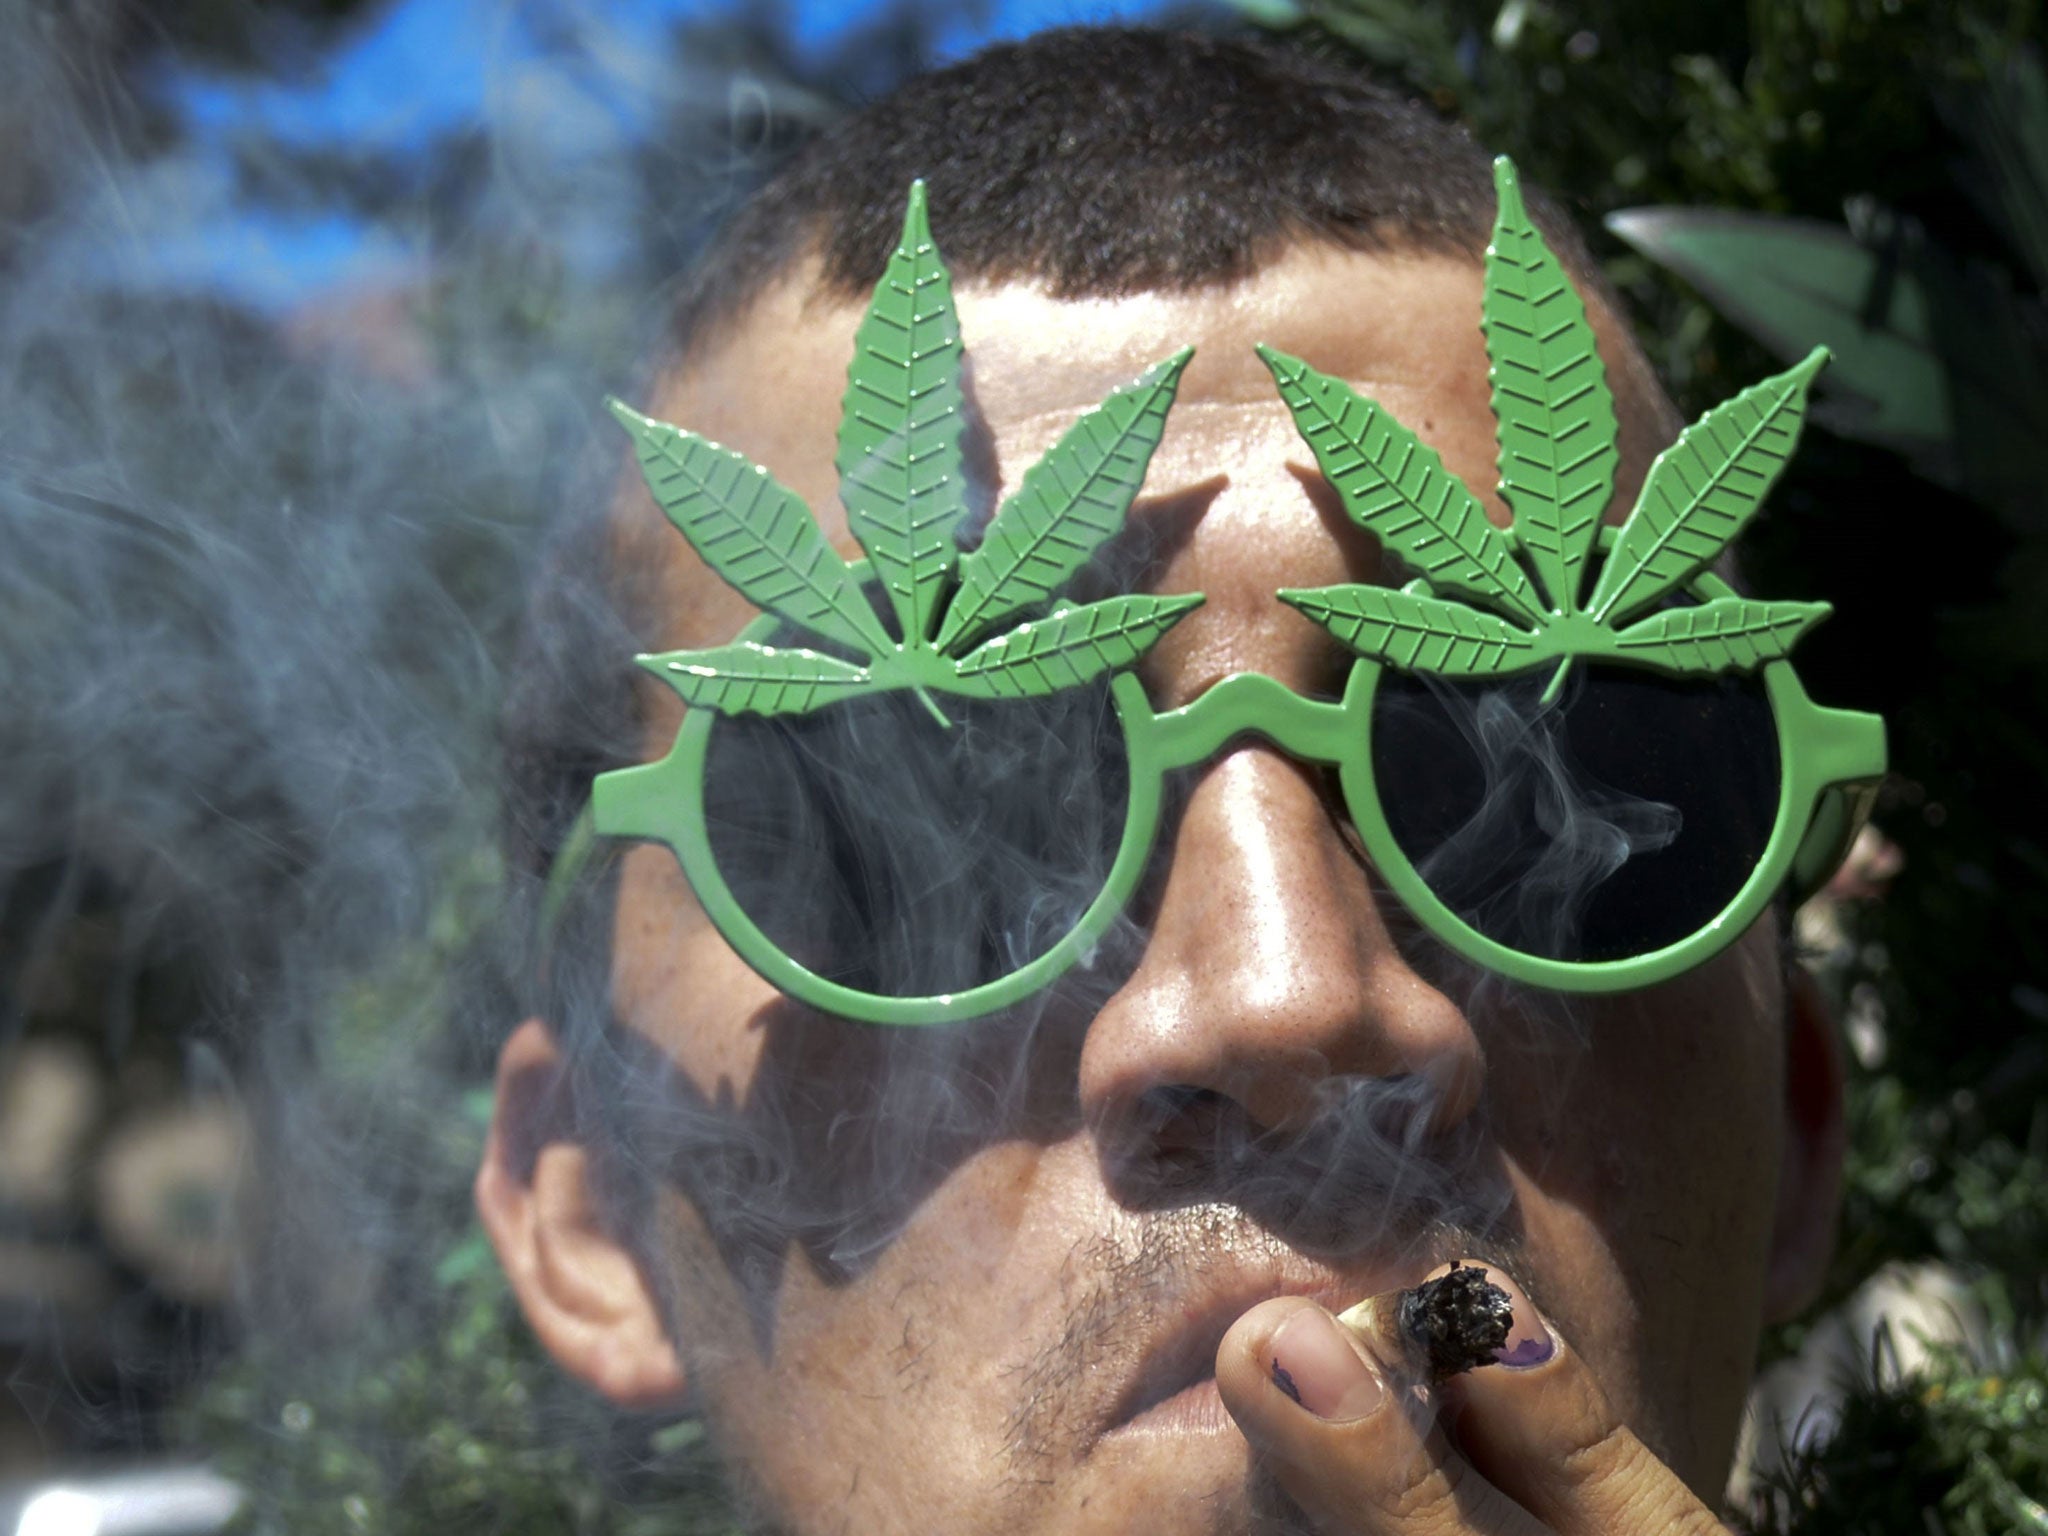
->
[1489, 948, 1784, 1472]
[648, 1148, 1068, 1534]
[611, 844, 780, 1094]
[1492, 939, 1783, 1244]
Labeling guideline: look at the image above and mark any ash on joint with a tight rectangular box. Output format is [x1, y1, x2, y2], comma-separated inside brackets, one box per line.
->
[1396, 1261, 1513, 1377]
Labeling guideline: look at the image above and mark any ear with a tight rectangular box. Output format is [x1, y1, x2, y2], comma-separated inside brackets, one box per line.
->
[1760, 965, 1848, 1324]
[475, 1018, 688, 1408]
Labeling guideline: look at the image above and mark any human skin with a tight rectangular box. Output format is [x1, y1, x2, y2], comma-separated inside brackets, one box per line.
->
[477, 242, 1847, 1534]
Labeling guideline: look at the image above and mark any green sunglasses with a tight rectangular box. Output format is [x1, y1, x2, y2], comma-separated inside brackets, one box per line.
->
[552, 161, 1887, 1027]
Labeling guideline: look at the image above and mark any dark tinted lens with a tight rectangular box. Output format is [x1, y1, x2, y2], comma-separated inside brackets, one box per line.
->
[1370, 666, 1779, 964]
[700, 678, 1130, 999]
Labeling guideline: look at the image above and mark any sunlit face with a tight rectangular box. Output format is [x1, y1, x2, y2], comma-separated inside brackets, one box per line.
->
[601, 245, 1794, 1534]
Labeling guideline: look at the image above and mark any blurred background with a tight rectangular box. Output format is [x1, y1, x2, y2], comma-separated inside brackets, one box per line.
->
[0, 0, 2043, 1531]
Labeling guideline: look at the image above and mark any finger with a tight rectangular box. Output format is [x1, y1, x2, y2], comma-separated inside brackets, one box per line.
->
[1429, 1266, 1729, 1536]
[1218, 1295, 1549, 1536]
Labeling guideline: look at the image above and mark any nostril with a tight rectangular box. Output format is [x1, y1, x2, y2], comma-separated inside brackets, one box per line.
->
[1097, 1069, 1501, 1256]
[1138, 1082, 1222, 1123]
[1119, 1063, 1457, 1176]
[1138, 1082, 1229, 1151]
[1103, 1084, 1240, 1197]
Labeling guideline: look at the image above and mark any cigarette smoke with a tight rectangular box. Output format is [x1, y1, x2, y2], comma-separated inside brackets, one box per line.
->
[0, 0, 855, 1498]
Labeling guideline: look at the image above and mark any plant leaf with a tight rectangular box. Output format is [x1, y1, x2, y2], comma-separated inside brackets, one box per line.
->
[607, 400, 888, 658]
[637, 641, 874, 717]
[835, 180, 968, 645]
[947, 593, 1202, 698]
[1606, 207, 1947, 446]
[935, 347, 1191, 655]
[1588, 347, 1829, 626]
[1610, 597, 1831, 674]
[1964, 41, 2048, 292]
[1280, 584, 1546, 676]
[1257, 343, 1547, 627]
[1483, 156, 1617, 616]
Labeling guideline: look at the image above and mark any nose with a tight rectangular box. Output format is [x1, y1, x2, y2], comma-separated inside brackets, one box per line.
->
[1077, 745, 1485, 1161]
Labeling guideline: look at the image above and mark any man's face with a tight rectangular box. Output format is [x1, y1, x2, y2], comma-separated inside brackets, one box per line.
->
[533, 245, 1827, 1534]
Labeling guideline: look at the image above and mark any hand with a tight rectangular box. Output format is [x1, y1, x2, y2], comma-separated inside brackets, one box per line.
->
[1216, 1264, 1733, 1535]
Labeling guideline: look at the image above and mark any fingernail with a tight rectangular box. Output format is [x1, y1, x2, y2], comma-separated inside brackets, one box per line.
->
[1477, 1269, 1555, 1369]
[1270, 1306, 1386, 1421]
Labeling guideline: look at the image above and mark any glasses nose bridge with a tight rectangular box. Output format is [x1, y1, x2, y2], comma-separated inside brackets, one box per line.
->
[1145, 668, 1362, 772]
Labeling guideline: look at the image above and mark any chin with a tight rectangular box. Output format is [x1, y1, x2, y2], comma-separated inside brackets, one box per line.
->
[1070, 1410, 1302, 1536]
[742, 1413, 1306, 1536]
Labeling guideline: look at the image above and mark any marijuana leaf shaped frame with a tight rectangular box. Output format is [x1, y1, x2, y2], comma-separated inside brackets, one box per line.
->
[577, 166, 1887, 1026]
[1266, 158, 1838, 700]
[605, 182, 1201, 728]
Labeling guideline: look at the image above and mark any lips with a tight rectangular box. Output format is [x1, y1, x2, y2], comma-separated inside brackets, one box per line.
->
[1105, 1264, 1400, 1434]
[1116, 1298, 1248, 1425]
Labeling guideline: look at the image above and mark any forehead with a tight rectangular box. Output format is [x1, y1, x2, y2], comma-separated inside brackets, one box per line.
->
[622, 243, 1675, 667]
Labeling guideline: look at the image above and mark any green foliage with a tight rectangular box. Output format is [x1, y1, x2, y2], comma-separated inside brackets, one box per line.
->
[174, 852, 745, 1530]
[1745, 1341, 2048, 1535]
[1261, 0, 2039, 396]
[1604, 207, 1953, 444]
[1606, 39, 2048, 532]
[1833, 1037, 2048, 1316]
[615, 188, 1199, 724]
[187, 1219, 739, 1536]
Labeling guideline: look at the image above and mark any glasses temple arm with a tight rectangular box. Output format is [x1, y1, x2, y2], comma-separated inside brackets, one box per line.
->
[1787, 702, 1889, 905]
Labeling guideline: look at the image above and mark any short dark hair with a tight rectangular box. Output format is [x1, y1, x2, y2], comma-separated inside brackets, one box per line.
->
[670, 26, 1594, 355]
[501, 25, 1596, 927]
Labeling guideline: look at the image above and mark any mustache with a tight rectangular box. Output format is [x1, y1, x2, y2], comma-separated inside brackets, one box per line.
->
[999, 1093, 1520, 1470]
